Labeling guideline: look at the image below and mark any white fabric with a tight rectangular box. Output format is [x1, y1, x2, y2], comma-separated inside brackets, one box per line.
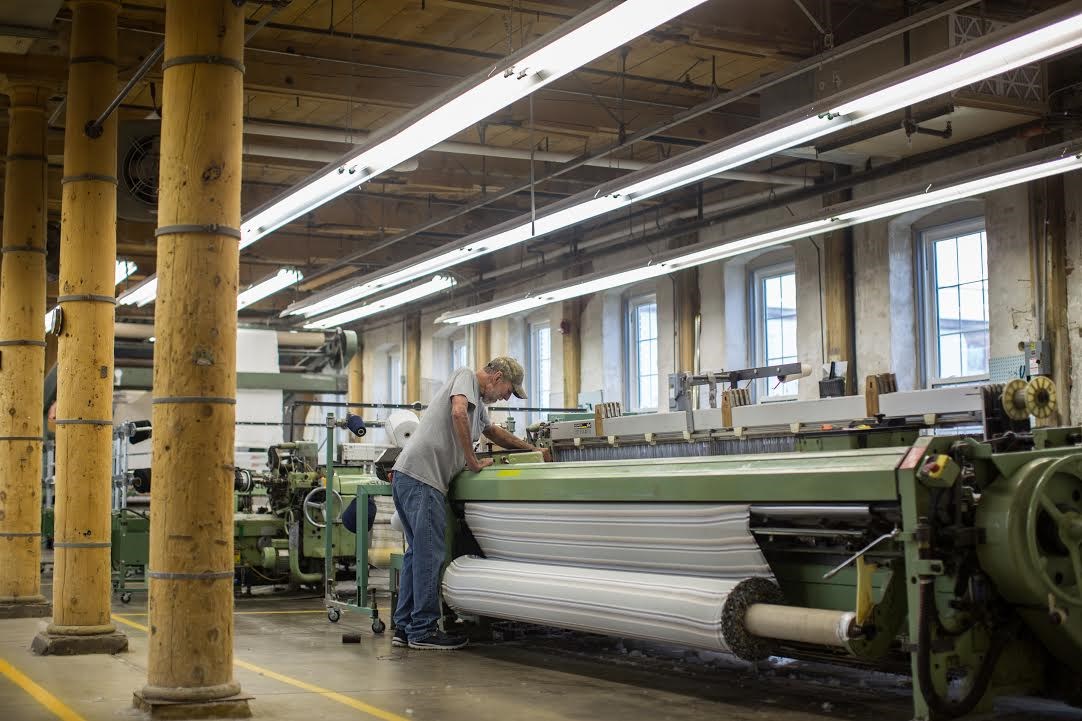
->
[464, 502, 770, 578]
[444, 557, 740, 652]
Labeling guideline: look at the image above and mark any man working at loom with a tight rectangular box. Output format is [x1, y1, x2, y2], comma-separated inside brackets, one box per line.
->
[391, 357, 551, 650]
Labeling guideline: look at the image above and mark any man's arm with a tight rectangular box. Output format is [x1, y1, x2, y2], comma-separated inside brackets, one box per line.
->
[451, 394, 493, 473]
[483, 424, 553, 462]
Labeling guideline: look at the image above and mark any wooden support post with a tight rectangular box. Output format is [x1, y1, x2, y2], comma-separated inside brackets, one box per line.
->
[472, 320, 491, 368]
[405, 312, 422, 403]
[1035, 173, 1070, 424]
[133, 1, 250, 717]
[0, 81, 52, 619]
[347, 344, 364, 410]
[561, 299, 582, 408]
[674, 268, 699, 374]
[31, 0, 128, 655]
[822, 231, 856, 392]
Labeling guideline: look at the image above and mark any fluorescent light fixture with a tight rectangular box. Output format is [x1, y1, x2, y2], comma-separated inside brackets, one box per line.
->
[437, 146, 1082, 325]
[114, 267, 302, 310]
[236, 268, 304, 310]
[240, 0, 708, 249]
[291, 2, 1082, 319]
[303, 275, 457, 329]
[115, 260, 137, 285]
[117, 276, 158, 307]
[44, 306, 61, 335]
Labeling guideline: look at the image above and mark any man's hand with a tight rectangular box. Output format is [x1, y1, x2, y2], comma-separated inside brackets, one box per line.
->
[467, 457, 494, 473]
[533, 446, 553, 463]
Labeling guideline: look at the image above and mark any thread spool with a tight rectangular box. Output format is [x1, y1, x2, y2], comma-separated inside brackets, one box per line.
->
[1001, 377, 1057, 421]
[1002, 379, 1029, 421]
[1026, 375, 1057, 420]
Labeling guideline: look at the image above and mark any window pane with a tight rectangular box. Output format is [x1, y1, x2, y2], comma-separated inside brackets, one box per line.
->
[935, 238, 958, 287]
[766, 318, 783, 362]
[765, 276, 780, 309]
[958, 281, 986, 324]
[759, 271, 797, 396]
[937, 287, 961, 332]
[956, 232, 986, 284]
[637, 304, 657, 341]
[938, 333, 962, 379]
[961, 330, 989, 377]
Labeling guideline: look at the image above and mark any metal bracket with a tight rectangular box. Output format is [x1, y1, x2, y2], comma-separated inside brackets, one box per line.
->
[155, 224, 242, 239]
[823, 528, 900, 579]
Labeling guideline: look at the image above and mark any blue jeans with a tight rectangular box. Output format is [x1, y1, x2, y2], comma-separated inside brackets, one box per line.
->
[391, 471, 447, 641]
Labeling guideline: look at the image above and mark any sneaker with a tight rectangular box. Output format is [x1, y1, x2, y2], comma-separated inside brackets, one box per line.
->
[391, 629, 408, 648]
[407, 630, 468, 650]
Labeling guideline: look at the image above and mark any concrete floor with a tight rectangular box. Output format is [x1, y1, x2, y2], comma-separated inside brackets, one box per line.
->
[2, 584, 1081, 721]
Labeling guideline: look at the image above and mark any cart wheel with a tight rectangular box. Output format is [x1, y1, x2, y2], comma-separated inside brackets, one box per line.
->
[327, 607, 341, 623]
[371, 618, 386, 634]
[120, 592, 132, 604]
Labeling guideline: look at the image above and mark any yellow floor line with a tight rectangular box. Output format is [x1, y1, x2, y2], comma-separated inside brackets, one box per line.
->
[110, 616, 410, 721]
[0, 657, 89, 721]
[232, 659, 411, 721]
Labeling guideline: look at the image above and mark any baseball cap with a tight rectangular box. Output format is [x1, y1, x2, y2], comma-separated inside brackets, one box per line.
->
[487, 356, 527, 399]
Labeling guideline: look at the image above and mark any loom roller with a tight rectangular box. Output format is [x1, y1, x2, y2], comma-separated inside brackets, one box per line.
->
[443, 501, 867, 658]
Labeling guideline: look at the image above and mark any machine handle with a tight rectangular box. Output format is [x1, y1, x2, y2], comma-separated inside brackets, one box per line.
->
[822, 528, 900, 580]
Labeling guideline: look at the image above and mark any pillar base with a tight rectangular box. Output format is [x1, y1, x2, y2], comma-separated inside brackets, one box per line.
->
[133, 691, 253, 719]
[31, 629, 128, 656]
[0, 599, 51, 619]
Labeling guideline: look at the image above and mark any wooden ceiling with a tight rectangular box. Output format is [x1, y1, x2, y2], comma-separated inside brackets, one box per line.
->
[0, 0, 1061, 326]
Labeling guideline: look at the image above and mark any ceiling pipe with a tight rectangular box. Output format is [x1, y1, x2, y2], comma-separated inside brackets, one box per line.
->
[242, 120, 810, 187]
[242, 141, 419, 172]
[115, 321, 326, 348]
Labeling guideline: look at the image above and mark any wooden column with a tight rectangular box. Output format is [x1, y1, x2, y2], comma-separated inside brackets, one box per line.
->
[405, 312, 421, 403]
[822, 231, 855, 392]
[472, 320, 491, 368]
[134, 1, 250, 716]
[0, 81, 52, 619]
[560, 299, 582, 408]
[31, 0, 128, 655]
[1035, 174, 1070, 425]
[347, 345, 364, 410]
[821, 173, 857, 394]
[674, 268, 699, 374]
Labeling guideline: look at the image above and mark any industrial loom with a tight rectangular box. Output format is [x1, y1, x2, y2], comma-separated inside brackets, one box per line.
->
[436, 369, 1081, 721]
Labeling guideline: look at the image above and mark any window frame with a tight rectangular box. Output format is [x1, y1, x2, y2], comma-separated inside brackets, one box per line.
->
[625, 293, 659, 412]
[385, 349, 402, 405]
[751, 262, 798, 400]
[919, 217, 990, 388]
[528, 320, 551, 422]
[449, 331, 468, 376]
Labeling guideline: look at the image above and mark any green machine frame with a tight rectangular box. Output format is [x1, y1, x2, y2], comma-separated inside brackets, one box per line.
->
[446, 431, 1082, 721]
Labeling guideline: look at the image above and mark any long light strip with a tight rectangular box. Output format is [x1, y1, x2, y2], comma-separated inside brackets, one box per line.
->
[117, 276, 158, 307]
[236, 268, 304, 310]
[437, 148, 1082, 325]
[239, 0, 708, 250]
[288, 2, 1082, 318]
[119, 269, 305, 311]
[115, 260, 137, 285]
[303, 275, 457, 329]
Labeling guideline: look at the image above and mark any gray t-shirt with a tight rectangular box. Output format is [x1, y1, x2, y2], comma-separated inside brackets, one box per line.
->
[393, 367, 491, 495]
